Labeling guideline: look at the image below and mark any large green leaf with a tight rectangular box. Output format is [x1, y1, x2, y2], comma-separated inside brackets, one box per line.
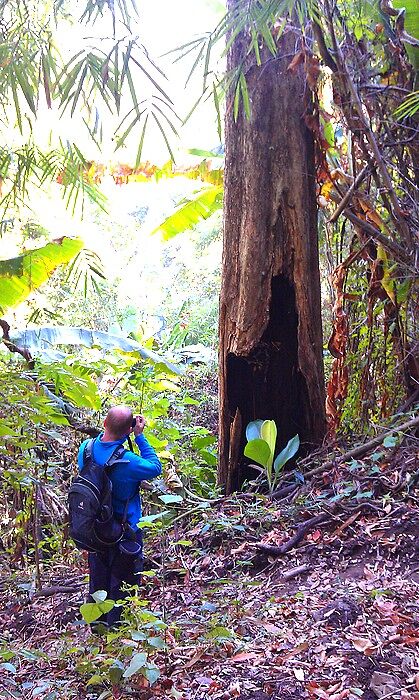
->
[244, 438, 271, 468]
[187, 148, 224, 159]
[245, 419, 264, 441]
[260, 420, 277, 470]
[80, 600, 114, 624]
[123, 653, 148, 679]
[9, 326, 181, 374]
[273, 434, 300, 474]
[0, 238, 83, 314]
[151, 185, 223, 239]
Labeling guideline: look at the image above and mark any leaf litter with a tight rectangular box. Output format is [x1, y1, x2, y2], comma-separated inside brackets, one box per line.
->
[0, 440, 418, 700]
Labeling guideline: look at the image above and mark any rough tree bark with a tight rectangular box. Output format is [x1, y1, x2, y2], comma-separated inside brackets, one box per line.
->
[218, 13, 326, 493]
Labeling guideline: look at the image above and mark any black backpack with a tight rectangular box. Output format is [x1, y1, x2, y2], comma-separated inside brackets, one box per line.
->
[68, 439, 129, 552]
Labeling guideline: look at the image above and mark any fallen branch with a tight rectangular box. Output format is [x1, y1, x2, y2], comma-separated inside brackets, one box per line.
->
[271, 484, 298, 501]
[302, 414, 419, 481]
[32, 583, 84, 598]
[255, 512, 331, 556]
[282, 564, 310, 580]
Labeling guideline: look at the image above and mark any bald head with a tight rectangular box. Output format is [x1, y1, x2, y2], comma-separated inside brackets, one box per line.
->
[104, 405, 133, 440]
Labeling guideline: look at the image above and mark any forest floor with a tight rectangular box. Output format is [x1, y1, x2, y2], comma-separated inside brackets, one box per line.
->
[1, 436, 418, 700]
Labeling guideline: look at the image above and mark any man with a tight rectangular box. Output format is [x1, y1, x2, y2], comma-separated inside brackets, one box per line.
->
[78, 405, 161, 626]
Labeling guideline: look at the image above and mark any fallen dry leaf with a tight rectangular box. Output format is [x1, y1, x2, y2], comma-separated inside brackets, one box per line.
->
[287, 51, 304, 71]
[311, 529, 322, 542]
[280, 641, 309, 661]
[329, 691, 350, 700]
[351, 637, 377, 654]
[370, 671, 401, 699]
[312, 689, 329, 700]
[230, 652, 262, 662]
[184, 650, 205, 669]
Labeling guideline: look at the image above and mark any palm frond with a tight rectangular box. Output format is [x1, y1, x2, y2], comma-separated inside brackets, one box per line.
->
[393, 91, 419, 118]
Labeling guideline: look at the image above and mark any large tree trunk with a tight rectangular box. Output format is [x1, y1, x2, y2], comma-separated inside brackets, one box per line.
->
[218, 18, 326, 493]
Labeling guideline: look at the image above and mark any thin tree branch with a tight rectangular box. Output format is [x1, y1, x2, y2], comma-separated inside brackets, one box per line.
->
[328, 165, 370, 223]
[327, 17, 412, 243]
[302, 415, 419, 480]
[0, 319, 34, 366]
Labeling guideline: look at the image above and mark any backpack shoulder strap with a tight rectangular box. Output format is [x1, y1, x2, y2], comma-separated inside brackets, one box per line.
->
[105, 444, 128, 470]
[82, 438, 95, 467]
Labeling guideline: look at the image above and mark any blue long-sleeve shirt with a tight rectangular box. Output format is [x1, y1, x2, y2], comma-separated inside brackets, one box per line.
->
[78, 432, 161, 530]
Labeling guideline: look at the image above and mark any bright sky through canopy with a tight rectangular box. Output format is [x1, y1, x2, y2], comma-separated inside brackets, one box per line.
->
[25, 0, 225, 167]
[132, 0, 225, 162]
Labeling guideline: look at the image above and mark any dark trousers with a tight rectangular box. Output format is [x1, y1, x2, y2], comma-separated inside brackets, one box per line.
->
[88, 530, 143, 626]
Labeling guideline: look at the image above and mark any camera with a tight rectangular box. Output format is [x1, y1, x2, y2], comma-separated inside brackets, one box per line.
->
[131, 417, 136, 428]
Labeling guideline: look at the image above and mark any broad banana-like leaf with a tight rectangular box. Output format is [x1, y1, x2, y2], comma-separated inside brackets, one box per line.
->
[244, 438, 271, 469]
[151, 185, 223, 239]
[0, 238, 83, 314]
[9, 326, 181, 375]
[245, 419, 264, 442]
[273, 435, 300, 474]
[154, 158, 223, 186]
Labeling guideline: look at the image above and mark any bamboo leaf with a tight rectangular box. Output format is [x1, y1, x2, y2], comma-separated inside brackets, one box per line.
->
[233, 74, 241, 121]
[393, 90, 419, 118]
[213, 83, 222, 140]
[185, 41, 205, 87]
[239, 71, 250, 118]
[152, 112, 176, 162]
[10, 73, 22, 133]
[135, 113, 149, 167]
[71, 62, 88, 116]
[131, 56, 173, 104]
[15, 66, 37, 115]
[42, 54, 52, 109]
